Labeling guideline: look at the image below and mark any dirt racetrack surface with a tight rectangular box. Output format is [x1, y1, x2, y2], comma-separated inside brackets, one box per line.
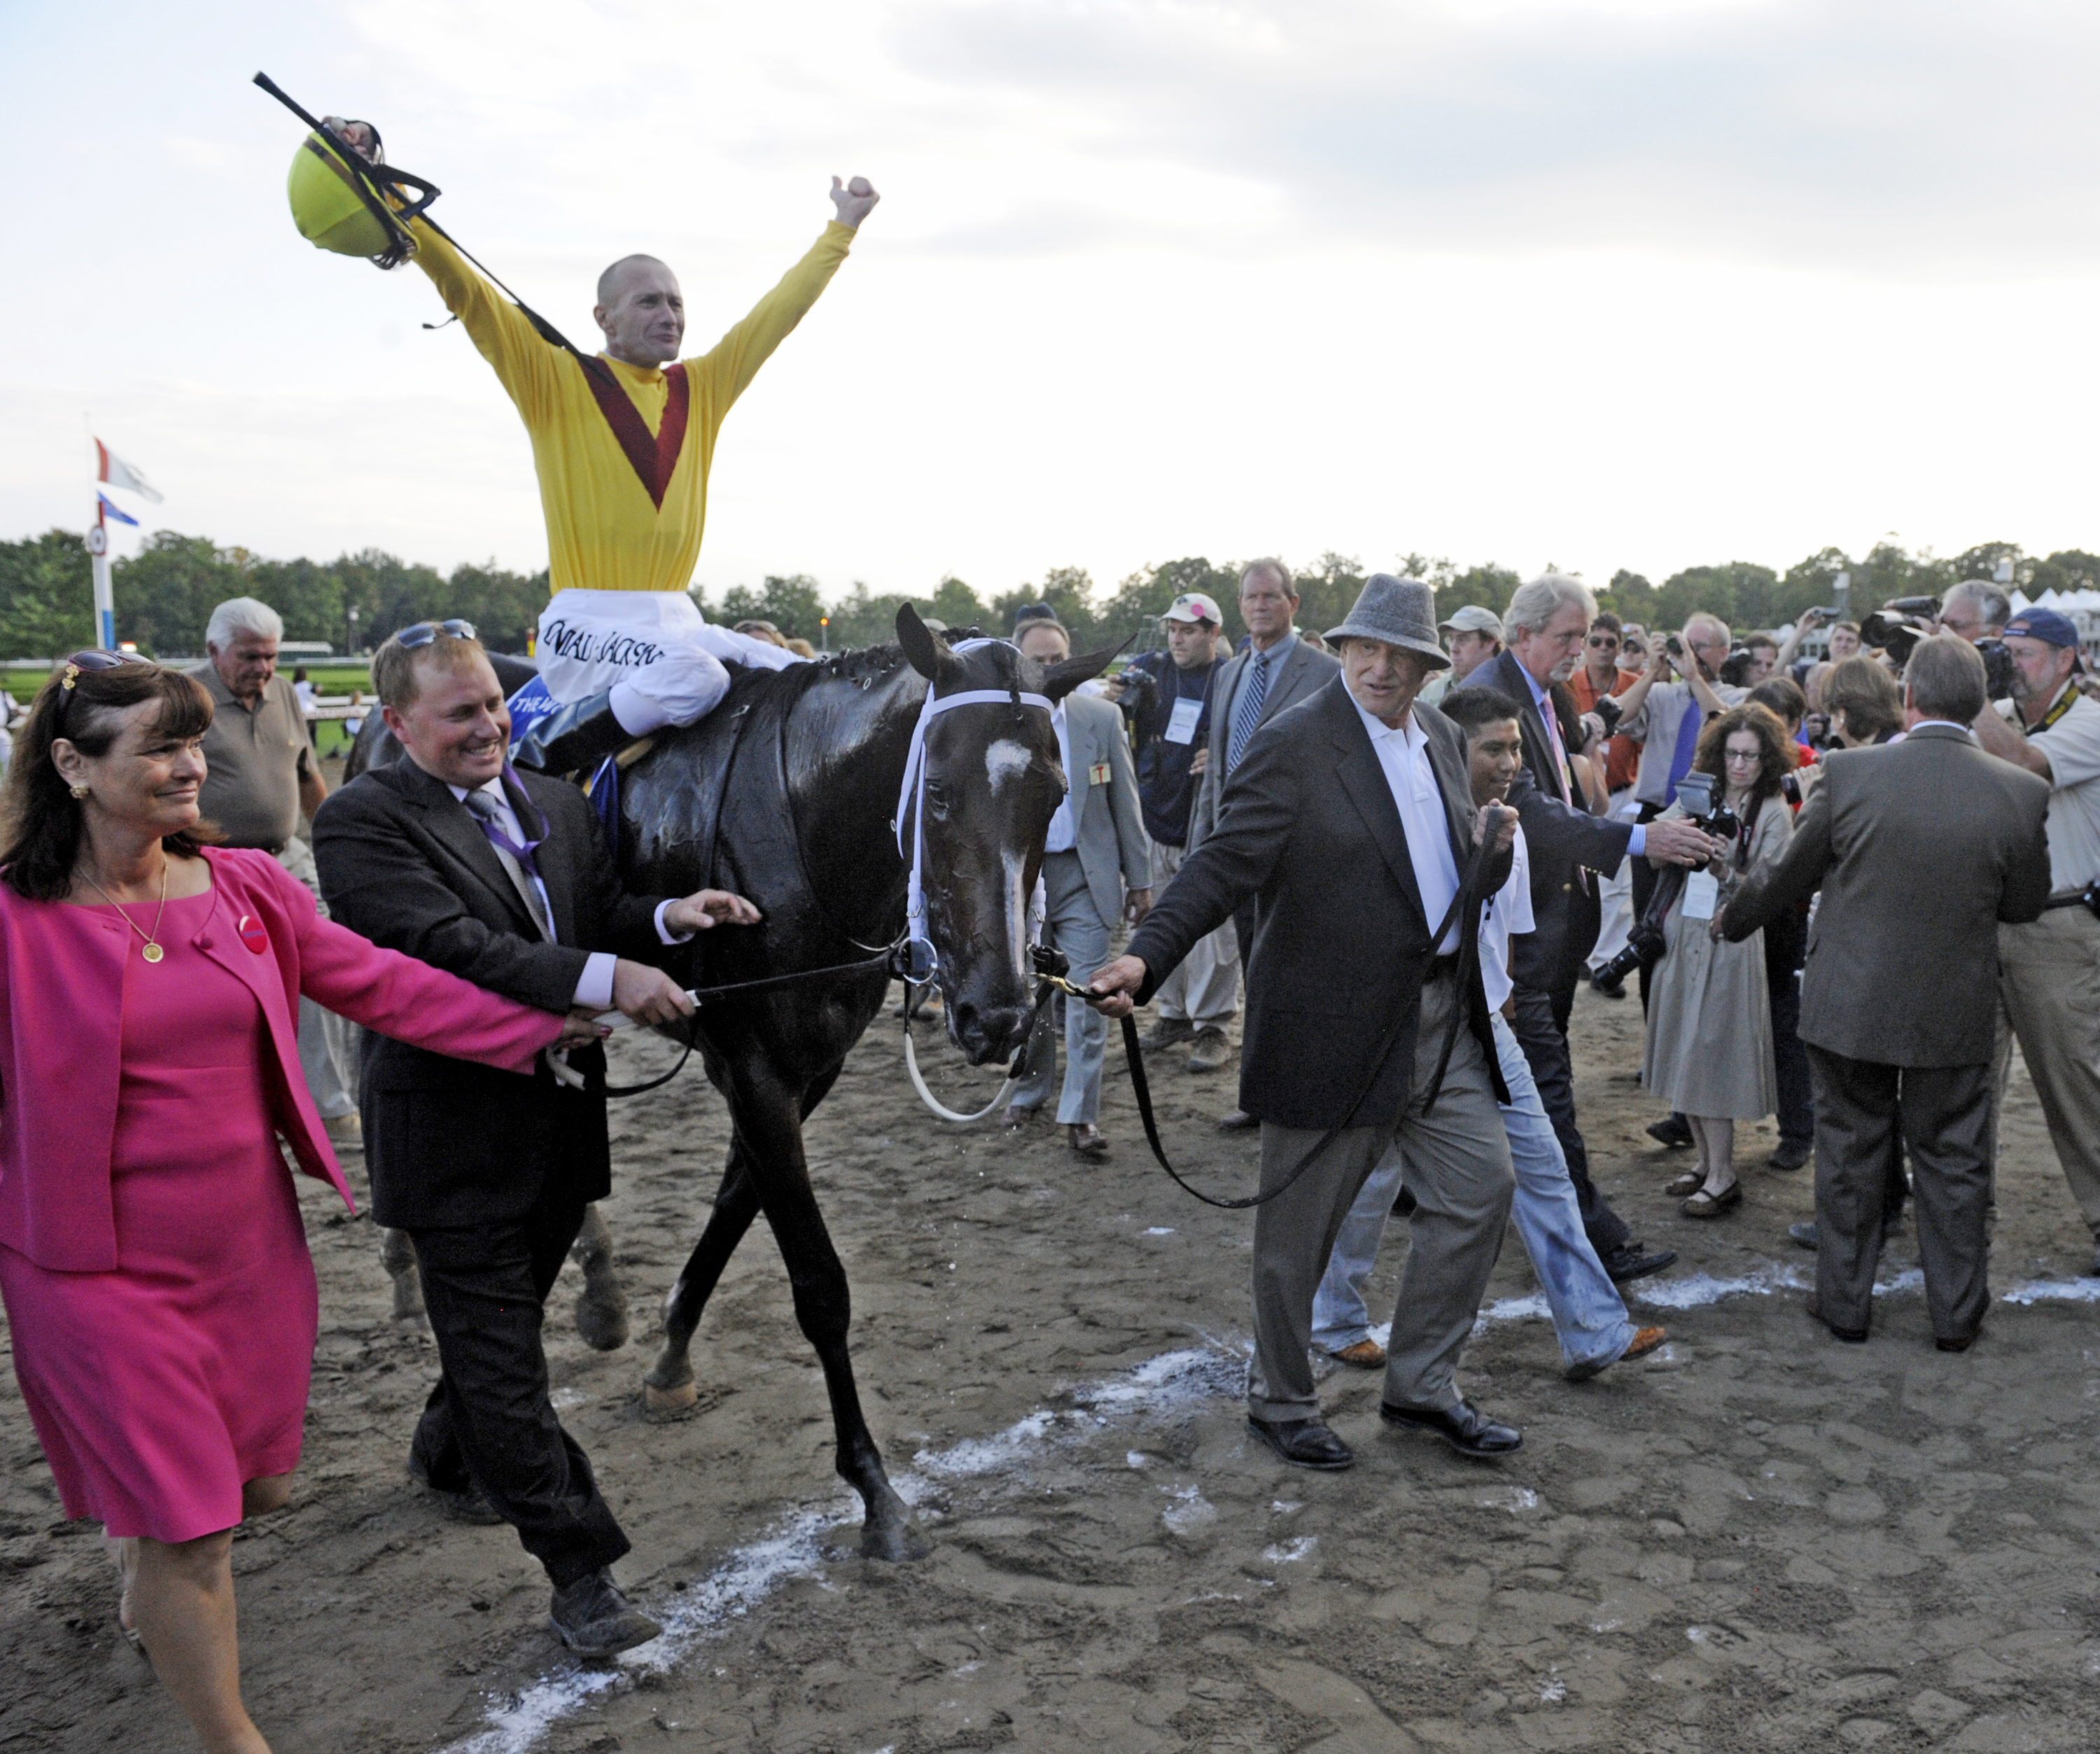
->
[6, 981, 2100, 1753]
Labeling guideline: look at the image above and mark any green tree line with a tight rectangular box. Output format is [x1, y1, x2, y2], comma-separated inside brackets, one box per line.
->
[4, 527, 2097, 664]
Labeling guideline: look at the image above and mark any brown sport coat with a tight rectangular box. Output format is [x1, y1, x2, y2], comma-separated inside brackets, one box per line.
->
[1721, 724, 2050, 1068]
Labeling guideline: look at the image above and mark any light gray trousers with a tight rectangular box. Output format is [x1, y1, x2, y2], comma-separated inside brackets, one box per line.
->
[1010, 850, 1113, 1125]
[276, 837, 358, 1120]
[1247, 973, 1514, 1422]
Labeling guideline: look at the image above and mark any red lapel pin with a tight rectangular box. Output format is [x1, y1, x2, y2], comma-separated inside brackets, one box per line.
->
[237, 914, 270, 955]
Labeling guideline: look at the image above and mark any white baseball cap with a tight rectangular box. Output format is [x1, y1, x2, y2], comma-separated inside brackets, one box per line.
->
[1162, 591, 1224, 627]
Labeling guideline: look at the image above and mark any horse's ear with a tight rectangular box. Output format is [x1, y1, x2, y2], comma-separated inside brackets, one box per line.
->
[897, 604, 958, 682]
[1038, 643, 1123, 702]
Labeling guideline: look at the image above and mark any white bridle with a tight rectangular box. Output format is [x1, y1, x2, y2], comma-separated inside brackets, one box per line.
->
[893, 640, 1056, 975]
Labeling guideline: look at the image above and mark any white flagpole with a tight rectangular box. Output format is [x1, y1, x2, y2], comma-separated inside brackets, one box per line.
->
[86, 506, 115, 651]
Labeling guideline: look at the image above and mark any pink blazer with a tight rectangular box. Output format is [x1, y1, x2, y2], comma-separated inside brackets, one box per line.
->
[0, 846, 566, 1272]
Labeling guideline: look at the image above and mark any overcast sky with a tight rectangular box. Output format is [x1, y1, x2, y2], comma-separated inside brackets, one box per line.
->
[5, 0, 2097, 606]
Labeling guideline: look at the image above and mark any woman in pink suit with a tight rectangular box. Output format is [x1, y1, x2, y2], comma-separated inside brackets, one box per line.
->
[0, 653, 582, 1754]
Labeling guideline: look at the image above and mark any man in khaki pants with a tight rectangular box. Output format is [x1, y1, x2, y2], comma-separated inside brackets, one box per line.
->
[1973, 608, 2100, 1274]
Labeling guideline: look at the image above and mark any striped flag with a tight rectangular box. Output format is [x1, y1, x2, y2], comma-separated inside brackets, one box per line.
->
[95, 440, 162, 503]
[97, 492, 139, 527]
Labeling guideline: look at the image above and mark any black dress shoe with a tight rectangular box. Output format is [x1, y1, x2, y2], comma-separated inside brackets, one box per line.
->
[1589, 969, 1627, 999]
[1217, 1108, 1260, 1132]
[550, 1568, 662, 1657]
[1646, 1115, 1694, 1149]
[1378, 1398, 1522, 1458]
[1805, 1301, 1868, 1344]
[1246, 1415, 1354, 1470]
[1768, 1140, 1812, 1171]
[1599, 1243, 1676, 1284]
[1935, 1331, 1978, 1353]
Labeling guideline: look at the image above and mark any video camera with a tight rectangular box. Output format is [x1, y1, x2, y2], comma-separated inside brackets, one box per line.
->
[1858, 596, 1940, 664]
[1595, 772, 1740, 982]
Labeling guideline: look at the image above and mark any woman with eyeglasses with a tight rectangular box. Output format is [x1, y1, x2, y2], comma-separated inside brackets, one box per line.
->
[0, 655, 586, 1754]
[1640, 703, 1798, 1218]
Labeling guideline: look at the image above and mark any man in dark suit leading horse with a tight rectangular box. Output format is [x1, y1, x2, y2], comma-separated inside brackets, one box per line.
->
[314, 622, 760, 1656]
[1093, 576, 1525, 1473]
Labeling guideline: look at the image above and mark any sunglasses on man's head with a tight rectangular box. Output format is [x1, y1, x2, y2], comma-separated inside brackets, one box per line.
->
[398, 619, 478, 650]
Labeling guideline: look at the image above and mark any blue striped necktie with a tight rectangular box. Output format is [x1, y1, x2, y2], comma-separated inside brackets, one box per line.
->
[1226, 650, 1270, 773]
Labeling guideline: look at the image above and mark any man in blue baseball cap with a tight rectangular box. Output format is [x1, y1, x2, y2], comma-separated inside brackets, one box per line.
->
[1975, 605, 2100, 1275]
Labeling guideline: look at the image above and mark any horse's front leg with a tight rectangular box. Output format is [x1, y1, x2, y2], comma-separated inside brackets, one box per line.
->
[644, 1148, 763, 1410]
[732, 1066, 924, 1561]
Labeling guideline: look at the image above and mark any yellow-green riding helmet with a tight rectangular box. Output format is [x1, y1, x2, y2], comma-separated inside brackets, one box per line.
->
[285, 123, 437, 270]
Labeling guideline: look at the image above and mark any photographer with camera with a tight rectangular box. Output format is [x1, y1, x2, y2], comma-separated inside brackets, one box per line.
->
[1592, 615, 1744, 1045]
[1638, 706, 1796, 1216]
[1110, 592, 1238, 1073]
[1968, 608, 2100, 1274]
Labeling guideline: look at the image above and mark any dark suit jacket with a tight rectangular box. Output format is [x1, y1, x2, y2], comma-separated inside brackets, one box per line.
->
[1187, 632, 1341, 849]
[1130, 676, 1509, 1130]
[313, 759, 671, 1229]
[1461, 648, 1634, 991]
[1721, 725, 2050, 1068]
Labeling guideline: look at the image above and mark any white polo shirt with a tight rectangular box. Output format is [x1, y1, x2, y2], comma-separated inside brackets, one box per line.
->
[2001, 684, 2100, 893]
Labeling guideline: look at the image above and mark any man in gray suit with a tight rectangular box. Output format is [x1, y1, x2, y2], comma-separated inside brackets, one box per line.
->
[1005, 616, 1153, 1155]
[1721, 636, 2050, 1351]
[1190, 559, 1341, 1129]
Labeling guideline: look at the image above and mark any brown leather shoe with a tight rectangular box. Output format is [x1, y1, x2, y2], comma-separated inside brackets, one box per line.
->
[1186, 1026, 1232, 1074]
[1068, 1123, 1110, 1158]
[1623, 1325, 1669, 1361]
[1329, 1339, 1386, 1370]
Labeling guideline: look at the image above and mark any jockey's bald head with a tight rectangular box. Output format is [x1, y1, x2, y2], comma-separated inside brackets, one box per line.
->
[594, 254, 686, 368]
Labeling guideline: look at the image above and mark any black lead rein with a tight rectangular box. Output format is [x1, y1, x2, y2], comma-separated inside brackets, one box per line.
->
[1114, 837, 1497, 1211]
[589, 943, 903, 1098]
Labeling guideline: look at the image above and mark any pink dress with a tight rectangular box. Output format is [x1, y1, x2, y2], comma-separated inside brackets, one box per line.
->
[0, 891, 319, 1543]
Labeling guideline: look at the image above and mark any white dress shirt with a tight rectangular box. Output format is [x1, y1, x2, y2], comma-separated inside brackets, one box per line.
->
[1351, 699, 1462, 953]
[451, 778, 692, 1013]
[1044, 701, 1078, 854]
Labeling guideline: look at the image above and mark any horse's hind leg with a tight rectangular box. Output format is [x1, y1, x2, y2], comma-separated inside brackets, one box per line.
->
[570, 1204, 629, 1351]
[379, 1226, 424, 1324]
[645, 1150, 762, 1411]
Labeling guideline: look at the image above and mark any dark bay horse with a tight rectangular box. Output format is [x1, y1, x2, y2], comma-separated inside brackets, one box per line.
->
[352, 609, 1111, 1557]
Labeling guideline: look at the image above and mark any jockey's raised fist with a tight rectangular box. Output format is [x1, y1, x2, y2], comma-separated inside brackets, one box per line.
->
[831, 176, 881, 229]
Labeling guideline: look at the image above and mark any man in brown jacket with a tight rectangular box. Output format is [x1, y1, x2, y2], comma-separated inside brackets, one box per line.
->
[1721, 637, 2050, 1351]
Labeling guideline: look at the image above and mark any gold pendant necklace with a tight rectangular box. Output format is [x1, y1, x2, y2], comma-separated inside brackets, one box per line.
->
[83, 854, 172, 963]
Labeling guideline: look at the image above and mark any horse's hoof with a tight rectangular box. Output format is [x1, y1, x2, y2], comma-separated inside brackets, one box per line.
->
[575, 1294, 629, 1352]
[644, 1378, 699, 1413]
[860, 1519, 931, 1563]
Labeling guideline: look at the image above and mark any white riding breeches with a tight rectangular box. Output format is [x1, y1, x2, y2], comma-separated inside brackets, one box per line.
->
[536, 589, 806, 735]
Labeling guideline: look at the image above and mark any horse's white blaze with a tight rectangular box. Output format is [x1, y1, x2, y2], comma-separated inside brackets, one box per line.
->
[984, 738, 1030, 793]
[1003, 848, 1030, 978]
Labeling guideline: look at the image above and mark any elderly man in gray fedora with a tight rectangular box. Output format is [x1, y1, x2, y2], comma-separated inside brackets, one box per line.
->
[1093, 575, 1522, 1471]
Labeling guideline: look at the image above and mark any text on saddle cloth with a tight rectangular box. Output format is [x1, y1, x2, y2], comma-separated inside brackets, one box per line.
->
[893, 639, 1056, 972]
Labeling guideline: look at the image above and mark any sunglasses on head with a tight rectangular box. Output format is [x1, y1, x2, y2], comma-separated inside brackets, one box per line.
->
[398, 618, 478, 649]
[59, 649, 145, 690]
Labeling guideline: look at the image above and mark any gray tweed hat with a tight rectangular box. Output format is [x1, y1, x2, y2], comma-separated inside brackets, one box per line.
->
[1325, 574, 1450, 669]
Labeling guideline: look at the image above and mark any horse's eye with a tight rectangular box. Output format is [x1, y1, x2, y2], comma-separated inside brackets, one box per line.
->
[925, 779, 951, 821]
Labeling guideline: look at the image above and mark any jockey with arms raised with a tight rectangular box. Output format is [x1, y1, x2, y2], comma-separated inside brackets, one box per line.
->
[331, 116, 878, 774]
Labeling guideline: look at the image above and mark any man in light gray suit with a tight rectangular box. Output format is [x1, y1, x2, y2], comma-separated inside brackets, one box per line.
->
[1188, 559, 1341, 1129]
[1721, 636, 2051, 1352]
[1005, 617, 1153, 1155]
